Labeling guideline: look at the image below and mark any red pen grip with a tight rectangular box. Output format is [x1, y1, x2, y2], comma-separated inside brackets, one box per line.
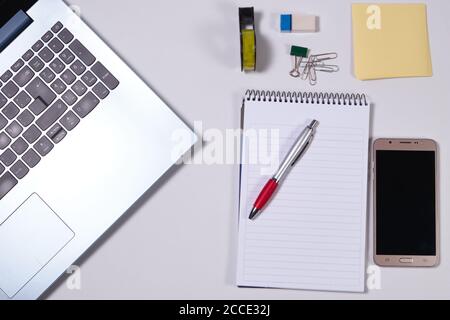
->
[254, 179, 279, 210]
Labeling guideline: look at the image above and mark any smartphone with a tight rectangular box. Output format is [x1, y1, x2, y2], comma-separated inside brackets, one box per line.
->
[373, 139, 439, 267]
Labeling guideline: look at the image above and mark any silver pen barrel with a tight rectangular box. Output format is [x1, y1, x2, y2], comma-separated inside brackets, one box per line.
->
[273, 120, 319, 182]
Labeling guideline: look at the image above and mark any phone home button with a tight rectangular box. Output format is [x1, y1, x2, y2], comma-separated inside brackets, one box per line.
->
[399, 258, 414, 264]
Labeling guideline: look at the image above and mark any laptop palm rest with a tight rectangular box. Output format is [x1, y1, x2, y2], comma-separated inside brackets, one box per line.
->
[0, 194, 74, 298]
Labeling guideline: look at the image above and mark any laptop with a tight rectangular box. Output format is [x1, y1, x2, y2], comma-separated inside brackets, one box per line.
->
[0, 0, 197, 299]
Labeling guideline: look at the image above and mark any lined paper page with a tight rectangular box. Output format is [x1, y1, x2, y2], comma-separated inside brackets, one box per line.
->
[237, 99, 370, 292]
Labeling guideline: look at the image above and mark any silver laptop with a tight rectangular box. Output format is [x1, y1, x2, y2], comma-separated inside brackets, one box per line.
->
[0, 0, 196, 299]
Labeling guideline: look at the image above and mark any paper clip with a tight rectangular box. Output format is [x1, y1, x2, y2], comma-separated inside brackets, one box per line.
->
[301, 56, 315, 80]
[312, 52, 338, 62]
[293, 51, 339, 85]
[289, 46, 309, 78]
[314, 64, 340, 72]
[239, 7, 256, 72]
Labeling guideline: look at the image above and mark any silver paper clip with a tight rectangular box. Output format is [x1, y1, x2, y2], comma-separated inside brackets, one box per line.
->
[294, 51, 339, 86]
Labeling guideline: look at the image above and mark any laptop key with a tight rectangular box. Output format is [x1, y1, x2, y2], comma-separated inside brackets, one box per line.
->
[14, 91, 32, 108]
[47, 123, 67, 144]
[81, 71, 97, 87]
[70, 60, 86, 76]
[72, 80, 87, 96]
[17, 110, 35, 127]
[22, 149, 41, 168]
[73, 92, 99, 118]
[0, 149, 17, 166]
[58, 28, 74, 44]
[0, 172, 18, 200]
[38, 47, 55, 63]
[51, 79, 66, 94]
[29, 56, 45, 72]
[11, 160, 29, 179]
[29, 98, 48, 116]
[26, 78, 57, 106]
[2, 102, 20, 120]
[6, 121, 23, 138]
[0, 70, 13, 82]
[69, 40, 96, 66]
[92, 82, 109, 99]
[11, 59, 24, 72]
[32, 40, 44, 52]
[40, 67, 56, 83]
[0, 93, 7, 108]
[41, 31, 53, 43]
[0, 164, 4, 175]
[22, 50, 34, 61]
[11, 138, 28, 155]
[13, 66, 34, 87]
[23, 125, 42, 144]
[61, 69, 76, 85]
[1, 81, 19, 98]
[60, 111, 80, 131]
[0, 132, 11, 150]
[51, 22, 63, 33]
[34, 136, 54, 157]
[36, 99, 68, 131]
[50, 58, 64, 74]
[91, 62, 119, 90]
[0, 114, 7, 130]
[48, 38, 64, 53]
[60, 49, 75, 64]
[29, 56, 44, 72]
[62, 90, 77, 106]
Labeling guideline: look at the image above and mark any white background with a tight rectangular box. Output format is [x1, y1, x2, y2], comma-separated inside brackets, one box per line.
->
[48, 0, 450, 299]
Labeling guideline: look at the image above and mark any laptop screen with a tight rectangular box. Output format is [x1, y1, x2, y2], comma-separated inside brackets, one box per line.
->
[0, 0, 37, 52]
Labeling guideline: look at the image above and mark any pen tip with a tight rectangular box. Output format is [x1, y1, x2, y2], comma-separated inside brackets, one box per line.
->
[249, 208, 261, 220]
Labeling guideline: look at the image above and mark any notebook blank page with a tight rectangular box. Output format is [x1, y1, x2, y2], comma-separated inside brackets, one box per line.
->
[237, 100, 370, 292]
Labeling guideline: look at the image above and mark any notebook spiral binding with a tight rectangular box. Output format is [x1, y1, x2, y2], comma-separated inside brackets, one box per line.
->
[245, 90, 368, 106]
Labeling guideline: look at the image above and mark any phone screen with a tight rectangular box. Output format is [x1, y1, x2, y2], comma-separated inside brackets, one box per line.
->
[376, 150, 436, 256]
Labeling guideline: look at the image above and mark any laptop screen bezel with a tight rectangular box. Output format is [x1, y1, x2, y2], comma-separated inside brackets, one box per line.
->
[0, 0, 38, 27]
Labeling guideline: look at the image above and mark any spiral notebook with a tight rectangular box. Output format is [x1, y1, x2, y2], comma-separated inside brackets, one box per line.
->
[237, 90, 371, 292]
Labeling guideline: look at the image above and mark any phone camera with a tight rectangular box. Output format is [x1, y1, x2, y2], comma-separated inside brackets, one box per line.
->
[389, 141, 392, 144]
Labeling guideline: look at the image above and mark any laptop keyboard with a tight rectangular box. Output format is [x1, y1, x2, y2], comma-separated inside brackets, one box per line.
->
[0, 22, 119, 200]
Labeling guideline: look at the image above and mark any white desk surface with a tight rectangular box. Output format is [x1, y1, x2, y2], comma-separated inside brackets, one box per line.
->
[49, 0, 450, 299]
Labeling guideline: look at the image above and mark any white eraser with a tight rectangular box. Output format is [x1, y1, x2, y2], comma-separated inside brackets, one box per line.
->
[291, 15, 318, 32]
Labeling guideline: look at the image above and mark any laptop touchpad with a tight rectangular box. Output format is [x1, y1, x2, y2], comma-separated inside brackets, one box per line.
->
[0, 194, 74, 298]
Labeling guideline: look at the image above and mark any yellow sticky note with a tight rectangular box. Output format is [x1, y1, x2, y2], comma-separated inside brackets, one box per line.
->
[352, 3, 433, 80]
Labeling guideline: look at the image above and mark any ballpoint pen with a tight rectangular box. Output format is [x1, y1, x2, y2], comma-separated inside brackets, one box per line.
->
[249, 120, 319, 220]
